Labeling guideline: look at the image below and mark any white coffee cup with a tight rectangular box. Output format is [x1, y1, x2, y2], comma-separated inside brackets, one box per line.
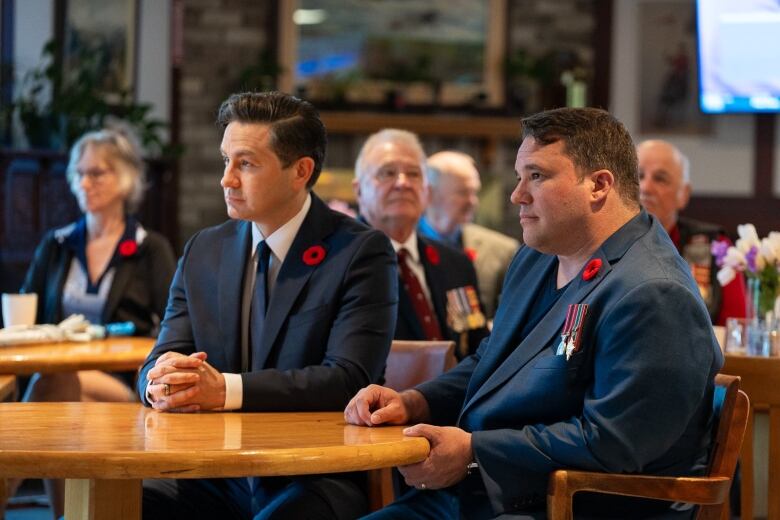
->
[1, 293, 38, 328]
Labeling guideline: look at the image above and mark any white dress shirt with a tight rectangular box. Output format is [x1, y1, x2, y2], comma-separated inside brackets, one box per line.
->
[223, 193, 312, 410]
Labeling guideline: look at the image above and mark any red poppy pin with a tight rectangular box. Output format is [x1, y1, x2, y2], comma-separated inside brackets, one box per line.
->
[425, 245, 440, 265]
[464, 247, 477, 262]
[302, 245, 326, 266]
[582, 258, 602, 281]
[118, 239, 138, 257]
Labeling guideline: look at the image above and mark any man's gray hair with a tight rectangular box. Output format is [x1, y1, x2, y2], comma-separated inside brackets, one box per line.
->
[354, 128, 426, 179]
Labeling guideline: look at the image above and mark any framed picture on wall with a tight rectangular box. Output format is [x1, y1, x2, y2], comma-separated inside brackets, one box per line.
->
[277, 0, 506, 110]
[61, 0, 138, 102]
[638, 0, 711, 134]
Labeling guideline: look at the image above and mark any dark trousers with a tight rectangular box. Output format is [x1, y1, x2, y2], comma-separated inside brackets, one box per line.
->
[143, 474, 367, 520]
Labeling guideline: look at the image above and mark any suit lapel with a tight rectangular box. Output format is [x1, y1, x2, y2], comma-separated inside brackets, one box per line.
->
[461, 250, 613, 416]
[418, 238, 448, 334]
[218, 221, 251, 372]
[397, 273, 426, 339]
[101, 259, 134, 323]
[254, 195, 335, 368]
[462, 252, 553, 400]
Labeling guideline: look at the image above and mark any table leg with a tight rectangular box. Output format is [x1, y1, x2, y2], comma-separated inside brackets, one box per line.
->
[741, 407, 754, 520]
[367, 467, 394, 511]
[65, 478, 141, 520]
[769, 406, 780, 520]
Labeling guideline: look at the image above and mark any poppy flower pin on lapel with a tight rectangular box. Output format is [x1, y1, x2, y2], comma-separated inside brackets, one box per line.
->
[118, 239, 138, 257]
[302, 245, 326, 266]
[425, 245, 440, 265]
[582, 258, 602, 281]
[464, 247, 477, 262]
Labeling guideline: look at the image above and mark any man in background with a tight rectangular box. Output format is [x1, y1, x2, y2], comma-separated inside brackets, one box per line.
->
[420, 151, 519, 319]
[138, 91, 398, 519]
[637, 138, 746, 324]
[354, 130, 489, 359]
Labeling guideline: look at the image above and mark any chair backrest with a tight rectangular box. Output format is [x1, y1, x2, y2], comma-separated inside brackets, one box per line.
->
[384, 340, 457, 391]
[708, 374, 749, 480]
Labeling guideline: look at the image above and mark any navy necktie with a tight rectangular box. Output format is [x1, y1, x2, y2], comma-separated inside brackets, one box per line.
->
[249, 241, 271, 371]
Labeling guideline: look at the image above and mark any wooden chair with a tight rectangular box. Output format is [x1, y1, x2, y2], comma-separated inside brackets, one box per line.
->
[367, 340, 457, 511]
[547, 374, 749, 520]
[0, 375, 15, 402]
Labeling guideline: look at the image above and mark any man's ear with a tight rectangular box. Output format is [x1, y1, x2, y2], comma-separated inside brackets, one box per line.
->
[352, 177, 361, 200]
[292, 157, 315, 188]
[590, 169, 615, 202]
[677, 183, 691, 210]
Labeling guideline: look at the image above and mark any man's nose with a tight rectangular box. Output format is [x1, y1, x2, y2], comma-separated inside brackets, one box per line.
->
[510, 180, 530, 205]
[221, 164, 238, 188]
[393, 172, 412, 187]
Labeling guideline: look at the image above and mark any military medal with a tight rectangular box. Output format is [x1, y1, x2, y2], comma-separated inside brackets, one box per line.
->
[446, 286, 486, 333]
[558, 303, 589, 360]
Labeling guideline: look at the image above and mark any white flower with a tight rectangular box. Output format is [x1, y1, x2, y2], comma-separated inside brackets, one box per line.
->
[762, 232, 780, 265]
[736, 224, 761, 254]
[717, 265, 737, 286]
[722, 246, 747, 271]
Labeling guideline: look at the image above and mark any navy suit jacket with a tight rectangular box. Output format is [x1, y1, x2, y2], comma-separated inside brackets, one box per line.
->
[138, 195, 398, 411]
[394, 235, 489, 358]
[417, 211, 723, 517]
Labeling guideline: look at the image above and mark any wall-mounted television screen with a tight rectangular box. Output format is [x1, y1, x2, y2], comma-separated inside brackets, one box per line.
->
[697, 0, 780, 114]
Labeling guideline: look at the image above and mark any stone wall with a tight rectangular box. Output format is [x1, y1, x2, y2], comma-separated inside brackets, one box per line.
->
[177, 0, 274, 245]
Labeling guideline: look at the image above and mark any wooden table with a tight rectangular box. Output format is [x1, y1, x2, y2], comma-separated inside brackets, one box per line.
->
[0, 337, 154, 375]
[722, 354, 780, 520]
[0, 403, 429, 520]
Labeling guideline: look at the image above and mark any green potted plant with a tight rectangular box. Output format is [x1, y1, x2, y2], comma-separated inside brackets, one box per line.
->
[9, 40, 170, 155]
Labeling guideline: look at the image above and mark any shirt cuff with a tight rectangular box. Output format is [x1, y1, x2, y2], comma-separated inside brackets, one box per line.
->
[145, 380, 155, 405]
[222, 372, 243, 410]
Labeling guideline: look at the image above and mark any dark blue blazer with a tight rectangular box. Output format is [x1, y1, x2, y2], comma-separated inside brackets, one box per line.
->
[394, 235, 489, 358]
[138, 195, 398, 411]
[417, 211, 723, 517]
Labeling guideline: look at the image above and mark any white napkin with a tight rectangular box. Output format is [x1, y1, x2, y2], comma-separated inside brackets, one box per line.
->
[0, 314, 105, 346]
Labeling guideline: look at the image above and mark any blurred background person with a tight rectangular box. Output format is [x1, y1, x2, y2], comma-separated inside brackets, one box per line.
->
[637, 138, 746, 325]
[354, 130, 489, 359]
[420, 151, 519, 319]
[15, 127, 176, 518]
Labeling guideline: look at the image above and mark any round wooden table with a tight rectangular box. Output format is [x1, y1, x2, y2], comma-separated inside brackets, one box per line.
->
[0, 403, 430, 519]
[0, 337, 154, 375]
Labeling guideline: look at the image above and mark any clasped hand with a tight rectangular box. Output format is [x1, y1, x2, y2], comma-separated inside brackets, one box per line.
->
[344, 384, 474, 490]
[147, 351, 226, 412]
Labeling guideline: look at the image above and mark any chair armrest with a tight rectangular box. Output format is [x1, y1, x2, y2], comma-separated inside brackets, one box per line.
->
[547, 469, 731, 519]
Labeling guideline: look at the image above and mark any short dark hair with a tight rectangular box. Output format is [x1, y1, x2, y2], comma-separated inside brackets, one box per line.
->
[216, 91, 327, 188]
[521, 107, 639, 207]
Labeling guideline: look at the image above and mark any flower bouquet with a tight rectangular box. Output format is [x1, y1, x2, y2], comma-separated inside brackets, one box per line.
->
[712, 224, 780, 320]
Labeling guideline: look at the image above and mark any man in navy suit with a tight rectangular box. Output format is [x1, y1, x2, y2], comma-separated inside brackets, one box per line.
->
[138, 92, 398, 519]
[352, 129, 489, 359]
[346, 108, 723, 519]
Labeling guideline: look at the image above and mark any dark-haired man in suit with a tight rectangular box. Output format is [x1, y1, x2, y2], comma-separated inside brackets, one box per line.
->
[347, 108, 723, 519]
[138, 91, 398, 520]
[353, 129, 489, 359]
